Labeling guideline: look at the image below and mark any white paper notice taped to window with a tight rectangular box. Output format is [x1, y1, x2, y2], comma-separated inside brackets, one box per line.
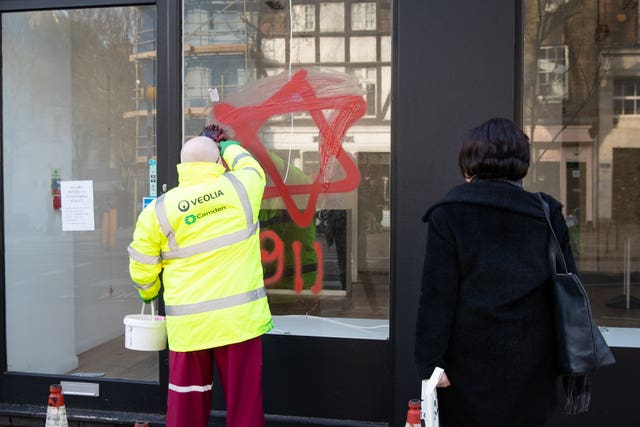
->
[208, 87, 220, 102]
[61, 180, 95, 231]
[421, 366, 444, 427]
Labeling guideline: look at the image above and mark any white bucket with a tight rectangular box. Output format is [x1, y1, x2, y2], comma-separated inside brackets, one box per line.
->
[124, 302, 167, 351]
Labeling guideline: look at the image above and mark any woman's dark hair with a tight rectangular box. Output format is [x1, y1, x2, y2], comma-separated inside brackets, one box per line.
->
[458, 117, 530, 181]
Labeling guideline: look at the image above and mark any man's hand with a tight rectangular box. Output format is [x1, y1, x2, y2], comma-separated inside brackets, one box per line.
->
[140, 294, 158, 304]
[437, 372, 451, 388]
[200, 123, 227, 143]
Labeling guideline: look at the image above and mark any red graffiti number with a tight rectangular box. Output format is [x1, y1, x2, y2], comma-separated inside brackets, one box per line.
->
[260, 231, 324, 294]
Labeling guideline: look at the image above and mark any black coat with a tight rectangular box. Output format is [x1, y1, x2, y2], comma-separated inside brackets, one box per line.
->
[415, 179, 577, 427]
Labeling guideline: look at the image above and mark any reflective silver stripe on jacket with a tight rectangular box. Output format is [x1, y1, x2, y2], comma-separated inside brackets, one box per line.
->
[127, 245, 161, 265]
[155, 194, 179, 251]
[133, 280, 156, 291]
[165, 286, 267, 316]
[231, 153, 252, 169]
[222, 173, 253, 227]
[154, 174, 257, 260]
[161, 222, 258, 260]
[244, 167, 263, 179]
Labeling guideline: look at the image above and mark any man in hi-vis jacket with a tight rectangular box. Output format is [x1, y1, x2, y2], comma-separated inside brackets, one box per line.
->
[128, 135, 272, 427]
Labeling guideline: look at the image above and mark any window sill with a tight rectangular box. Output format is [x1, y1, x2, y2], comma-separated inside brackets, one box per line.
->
[269, 315, 389, 340]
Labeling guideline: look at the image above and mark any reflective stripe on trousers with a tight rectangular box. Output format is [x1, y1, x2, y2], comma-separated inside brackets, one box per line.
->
[166, 337, 264, 427]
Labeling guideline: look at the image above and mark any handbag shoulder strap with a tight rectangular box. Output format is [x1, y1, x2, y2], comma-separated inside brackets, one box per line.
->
[537, 193, 569, 275]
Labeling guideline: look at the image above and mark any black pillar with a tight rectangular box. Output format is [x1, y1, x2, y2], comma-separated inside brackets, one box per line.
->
[392, 1, 517, 425]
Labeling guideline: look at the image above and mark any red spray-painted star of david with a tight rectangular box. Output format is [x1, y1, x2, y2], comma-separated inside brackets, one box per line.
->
[212, 69, 366, 228]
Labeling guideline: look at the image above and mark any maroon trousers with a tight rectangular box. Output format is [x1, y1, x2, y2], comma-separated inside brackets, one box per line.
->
[166, 336, 264, 427]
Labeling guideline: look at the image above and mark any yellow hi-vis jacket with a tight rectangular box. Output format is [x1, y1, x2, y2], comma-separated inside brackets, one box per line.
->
[127, 144, 273, 351]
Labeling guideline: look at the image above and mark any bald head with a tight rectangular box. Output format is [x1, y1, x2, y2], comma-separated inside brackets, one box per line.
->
[181, 136, 221, 163]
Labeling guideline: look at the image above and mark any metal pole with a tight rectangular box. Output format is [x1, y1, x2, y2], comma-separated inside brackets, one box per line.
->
[625, 237, 631, 310]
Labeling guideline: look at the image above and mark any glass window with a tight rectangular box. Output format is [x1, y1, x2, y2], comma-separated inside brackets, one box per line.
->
[291, 36, 317, 63]
[183, 0, 391, 339]
[536, 45, 568, 102]
[524, 0, 640, 346]
[613, 79, 640, 116]
[350, 36, 377, 62]
[293, 4, 316, 32]
[320, 2, 344, 32]
[351, 2, 376, 31]
[2, 7, 157, 378]
[320, 37, 346, 62]
[544, 0, 570, 13]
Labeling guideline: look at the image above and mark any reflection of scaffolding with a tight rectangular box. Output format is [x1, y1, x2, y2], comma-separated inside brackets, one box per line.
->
[125, 2, 256, 156]
[127, 8, 157, 164]
[124, 8, 158, 225]
[184, 0, 253, 124]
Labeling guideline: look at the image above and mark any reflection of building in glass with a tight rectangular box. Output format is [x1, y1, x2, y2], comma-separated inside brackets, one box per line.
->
[128, 1, 255, 156]
[523, 0, 598, 223]
[172, 1, 391, 310]
[124, 7, 158, 226]
[183, 0, 257, 138]
[127, 8, 157, 163]
[523, 1, 640, 321]
[524, 0, 640, 229]
[256, 1, 391, 295]
[125, 1, 391, 317]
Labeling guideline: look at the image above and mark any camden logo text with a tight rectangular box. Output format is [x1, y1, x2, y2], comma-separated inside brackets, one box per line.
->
[184, 206, 227, 225]
[178, 190, 224, 212]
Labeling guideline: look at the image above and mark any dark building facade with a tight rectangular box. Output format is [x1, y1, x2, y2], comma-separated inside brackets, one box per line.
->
[0, 1, 637, 426]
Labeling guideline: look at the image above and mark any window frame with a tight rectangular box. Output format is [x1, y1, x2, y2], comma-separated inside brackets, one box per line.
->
[613, 77, 640, 116]
[0, 0, 175, 414]
[0, 0, 396, 423]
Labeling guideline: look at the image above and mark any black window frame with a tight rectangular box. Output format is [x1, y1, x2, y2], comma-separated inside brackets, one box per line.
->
[0, 0, 394, 424]
[0, 0, 180, 414]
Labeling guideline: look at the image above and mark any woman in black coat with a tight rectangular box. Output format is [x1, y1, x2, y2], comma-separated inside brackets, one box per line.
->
[415, 118, 577, 427]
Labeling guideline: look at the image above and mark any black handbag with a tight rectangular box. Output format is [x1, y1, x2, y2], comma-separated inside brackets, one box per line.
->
[538, 194, 615, 413]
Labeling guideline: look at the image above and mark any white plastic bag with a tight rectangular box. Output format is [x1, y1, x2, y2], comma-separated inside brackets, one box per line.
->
[421, 367, 444, 427]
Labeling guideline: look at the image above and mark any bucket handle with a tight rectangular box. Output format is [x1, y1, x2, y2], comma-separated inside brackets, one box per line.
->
[140, 301, 157, 319]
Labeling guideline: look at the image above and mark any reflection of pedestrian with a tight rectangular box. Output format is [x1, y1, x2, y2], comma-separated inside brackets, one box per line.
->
[128, 136, 272, 427]
[260, 209, 318, 288]
[357, 179, 372, 270]
[259, 152, 318, 290]
[321, 209, 347, 289]
[259, 151, 321, 314]
[415, 118, 575, 426]
[356, 177, 379, 313]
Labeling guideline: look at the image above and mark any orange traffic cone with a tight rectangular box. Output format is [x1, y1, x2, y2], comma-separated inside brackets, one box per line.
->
[405, 398, 421, 427]
[134, 422, 149, 427]
[45, 384, 68, 427]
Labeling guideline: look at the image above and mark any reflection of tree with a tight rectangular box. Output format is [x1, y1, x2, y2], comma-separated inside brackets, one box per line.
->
[67, 9, 141, 226]
[524, 0, 607, 178]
